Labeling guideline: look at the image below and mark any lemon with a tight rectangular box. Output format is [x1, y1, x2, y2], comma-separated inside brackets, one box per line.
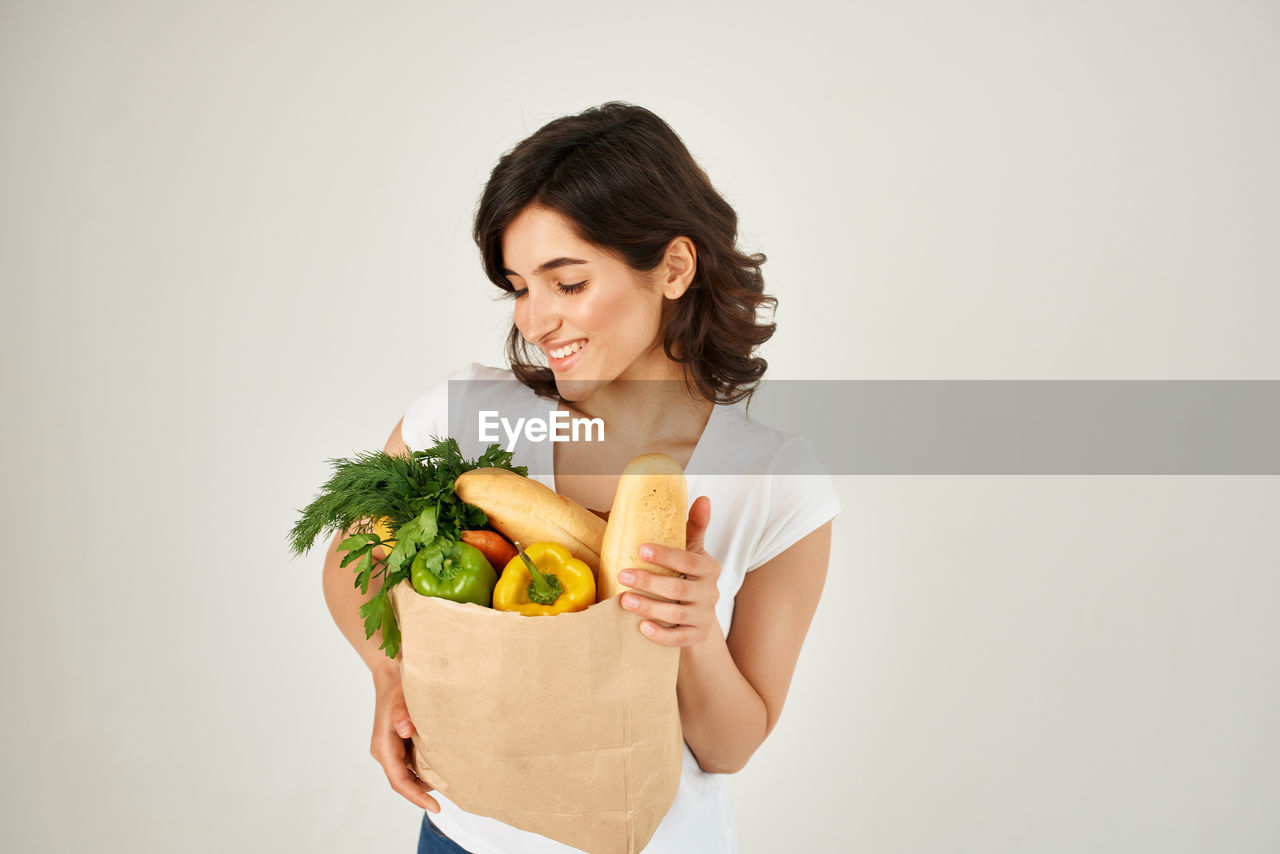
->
[373, 516, 397, 555]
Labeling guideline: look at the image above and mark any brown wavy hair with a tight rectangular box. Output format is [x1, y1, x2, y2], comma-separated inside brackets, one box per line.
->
[472, 101, 777, 405]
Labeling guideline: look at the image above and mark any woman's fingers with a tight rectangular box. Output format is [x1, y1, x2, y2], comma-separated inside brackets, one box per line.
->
[636, 543, 715, 579]
[619, 563, 721, 646]
[684, 495, 711, 553]
[372, 725, 441, 813]
[620, 519, 723, 648]
[634, 620, 702, 646]
[372, 679, 441, 813]
[618, 569, 693, 602]
[621, 592, 690, 625]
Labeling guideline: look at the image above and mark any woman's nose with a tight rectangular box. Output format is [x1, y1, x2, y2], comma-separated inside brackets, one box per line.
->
[516, 286, 559, 345]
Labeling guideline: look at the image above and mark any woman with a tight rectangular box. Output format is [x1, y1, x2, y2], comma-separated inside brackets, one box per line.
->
[322, 102, 840, 853]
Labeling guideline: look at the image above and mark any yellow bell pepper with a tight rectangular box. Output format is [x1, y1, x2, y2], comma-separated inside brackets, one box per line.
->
[493, 542, 596, 616]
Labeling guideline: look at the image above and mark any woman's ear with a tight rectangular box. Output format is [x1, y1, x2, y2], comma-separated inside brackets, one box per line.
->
[659, 236, 698, 300]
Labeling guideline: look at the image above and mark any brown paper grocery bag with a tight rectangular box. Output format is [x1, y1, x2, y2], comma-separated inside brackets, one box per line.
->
[388, 580, 682, 854]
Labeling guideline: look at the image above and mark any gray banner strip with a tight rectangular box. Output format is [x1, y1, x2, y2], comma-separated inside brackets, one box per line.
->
[446, 380, 1280, 474]
[748, 380, 1280, 474]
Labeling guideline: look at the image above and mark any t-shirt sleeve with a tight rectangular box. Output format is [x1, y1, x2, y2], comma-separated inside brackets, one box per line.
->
[746, 437, 842, 572]
[400, 363, 480, 452]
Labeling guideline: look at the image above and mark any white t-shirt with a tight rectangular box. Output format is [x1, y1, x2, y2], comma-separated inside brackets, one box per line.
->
[400, 363, 841, 854]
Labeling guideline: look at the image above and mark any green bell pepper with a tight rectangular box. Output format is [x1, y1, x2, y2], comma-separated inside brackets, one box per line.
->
[410, 540, 497, 607]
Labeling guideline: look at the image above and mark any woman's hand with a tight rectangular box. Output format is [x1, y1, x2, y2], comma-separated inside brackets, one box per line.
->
[619, 495, 721, 646]
[371, 668, 440, 813]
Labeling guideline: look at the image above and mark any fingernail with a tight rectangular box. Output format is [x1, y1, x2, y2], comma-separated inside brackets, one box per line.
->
[641, 622, 656, 636]
[623, 594, 637, 609]
[638, 545, 655, 560]
[619, 570, 634, 584]
[396, 721, 411, 737]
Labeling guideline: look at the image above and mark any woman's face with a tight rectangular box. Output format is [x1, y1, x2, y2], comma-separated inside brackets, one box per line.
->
[502, 205, 671, 402]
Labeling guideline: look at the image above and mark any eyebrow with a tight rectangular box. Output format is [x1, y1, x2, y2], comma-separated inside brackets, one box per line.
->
[500, 257, 589, 278]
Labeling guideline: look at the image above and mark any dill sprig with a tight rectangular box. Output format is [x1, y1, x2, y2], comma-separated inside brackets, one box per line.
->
[289, 450, 422, 555]
[289, 436, 527, 659]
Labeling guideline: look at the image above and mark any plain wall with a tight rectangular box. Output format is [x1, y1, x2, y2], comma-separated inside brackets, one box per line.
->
[2, 1, 1277, 851]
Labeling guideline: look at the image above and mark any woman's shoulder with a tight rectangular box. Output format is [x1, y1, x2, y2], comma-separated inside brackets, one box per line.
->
[413, 361, 515, 385]
[461, 362, 518, 382]
[703, 403, 841, 571]
[401, 362, 530, 451]
[412, 362, 519, 397]
[703, 400, 821, 476]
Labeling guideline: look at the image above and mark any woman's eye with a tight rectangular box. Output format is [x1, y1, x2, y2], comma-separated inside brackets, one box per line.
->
[505, 281, 585, 299]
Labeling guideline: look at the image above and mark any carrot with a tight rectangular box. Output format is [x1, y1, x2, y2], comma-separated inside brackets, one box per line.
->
[461, 530, 518, 570]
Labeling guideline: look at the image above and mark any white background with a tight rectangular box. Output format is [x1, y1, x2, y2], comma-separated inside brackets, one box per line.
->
[2, 1, 1278, 851]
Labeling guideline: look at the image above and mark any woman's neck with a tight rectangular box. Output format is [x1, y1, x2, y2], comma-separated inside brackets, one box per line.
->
[566, 360, 713, 451]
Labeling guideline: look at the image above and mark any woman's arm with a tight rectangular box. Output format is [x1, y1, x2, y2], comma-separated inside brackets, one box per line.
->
[321, 417, 408, 683]
[620, 497, 833, 774]
[682, 520, 831, 772]
[321, 416, 441, 812]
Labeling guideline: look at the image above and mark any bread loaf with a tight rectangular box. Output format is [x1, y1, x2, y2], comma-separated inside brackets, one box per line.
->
[453, 467, 606, 572]
[598, 453, 688, 601]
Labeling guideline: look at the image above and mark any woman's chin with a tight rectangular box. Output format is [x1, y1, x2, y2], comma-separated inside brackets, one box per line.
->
[553, 375, 604, 403]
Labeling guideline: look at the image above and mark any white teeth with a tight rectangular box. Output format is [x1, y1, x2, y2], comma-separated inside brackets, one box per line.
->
[550, 340, 585, 359]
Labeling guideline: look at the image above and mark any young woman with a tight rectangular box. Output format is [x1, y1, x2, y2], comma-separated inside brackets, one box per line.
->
[322, 102, 840, 853]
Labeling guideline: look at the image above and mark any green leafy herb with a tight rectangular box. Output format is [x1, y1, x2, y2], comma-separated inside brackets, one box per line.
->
[358, 594, 399, 659]
[290, 436, 527, 658]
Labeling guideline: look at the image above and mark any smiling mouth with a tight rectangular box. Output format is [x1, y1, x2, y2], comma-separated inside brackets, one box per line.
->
[548, 340, 586, 360]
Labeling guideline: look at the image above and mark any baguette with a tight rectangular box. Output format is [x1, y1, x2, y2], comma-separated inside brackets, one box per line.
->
[453, 467, 606, 572]
[597, 453, 688, 601]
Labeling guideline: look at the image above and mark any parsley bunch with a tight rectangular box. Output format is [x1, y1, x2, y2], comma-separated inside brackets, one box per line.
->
[290, 437, 526, 659]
